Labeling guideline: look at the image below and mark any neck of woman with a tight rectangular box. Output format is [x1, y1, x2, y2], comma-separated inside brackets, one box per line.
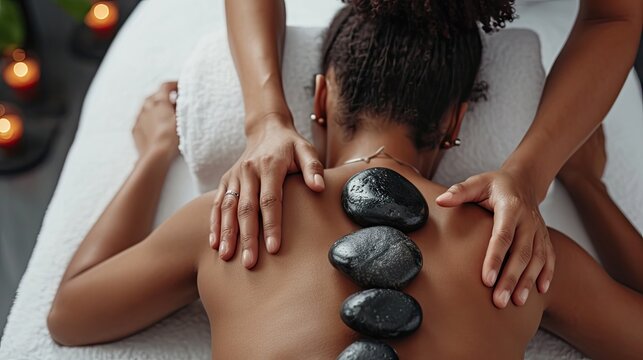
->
[329, 123, 438, 175]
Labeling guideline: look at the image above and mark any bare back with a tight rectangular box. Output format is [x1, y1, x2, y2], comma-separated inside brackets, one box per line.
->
[195, 164, 546, 359]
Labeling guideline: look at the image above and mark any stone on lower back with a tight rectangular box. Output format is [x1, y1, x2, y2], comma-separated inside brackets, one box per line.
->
[341, 289, 422, 339]
[337, 339, 399, 360]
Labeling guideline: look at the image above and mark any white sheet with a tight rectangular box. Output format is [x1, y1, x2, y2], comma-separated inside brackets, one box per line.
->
[1, 0, 641, 359]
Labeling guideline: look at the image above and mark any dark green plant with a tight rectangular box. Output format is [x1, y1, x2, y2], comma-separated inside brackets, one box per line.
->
[0, 0, 25, 52]
[55, 0, 92, 22]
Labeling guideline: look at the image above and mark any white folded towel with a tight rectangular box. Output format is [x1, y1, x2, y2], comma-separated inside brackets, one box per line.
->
[177, 27, 547, 193]
[177, 27, 320, 193]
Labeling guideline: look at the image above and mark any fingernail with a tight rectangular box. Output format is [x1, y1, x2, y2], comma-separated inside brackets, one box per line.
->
[242, 249, 253, 268]
[209, 233, 214, 247]
[486, 270, 497, 286]
[314, 174, 325, 188]
[266, 237, 278, 253]
[219, 241, 227, 257]
[519, 288, 529, 304]
[499, 290, 510, 307]
[542, 280, 550, 293]
[436, 192, 453, 202]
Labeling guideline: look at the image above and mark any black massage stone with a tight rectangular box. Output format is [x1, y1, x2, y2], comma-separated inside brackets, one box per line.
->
[329, 226, 422, 289]
[342, 168, 428, 232]
[340, 289, 422, 339]
[337, 339, 399, 360]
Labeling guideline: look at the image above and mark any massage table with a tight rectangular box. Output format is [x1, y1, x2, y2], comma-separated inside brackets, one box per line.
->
[1, 0, 641, 359]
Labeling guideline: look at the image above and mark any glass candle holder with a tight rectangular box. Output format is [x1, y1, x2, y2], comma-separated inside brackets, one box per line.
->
[2, 49, 40, 95]
[0, 104, 24, 149]
[84, 1, 119, 35]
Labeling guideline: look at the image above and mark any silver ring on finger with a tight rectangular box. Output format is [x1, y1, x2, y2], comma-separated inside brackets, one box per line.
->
[224, 190, 240, 199]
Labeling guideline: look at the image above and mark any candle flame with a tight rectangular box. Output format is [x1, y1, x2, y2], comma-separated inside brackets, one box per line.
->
[94, 3, 110, 20]
[13, 62, 29, 78]
[0, 118, 11, 135]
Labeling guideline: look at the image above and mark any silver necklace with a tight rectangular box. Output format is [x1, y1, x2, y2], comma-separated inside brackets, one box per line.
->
[343, 146, 421, 174]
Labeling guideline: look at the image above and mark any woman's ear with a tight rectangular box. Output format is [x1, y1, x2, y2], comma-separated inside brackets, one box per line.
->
[440, 102, 468, 149]
[311, 74, 329, 165]
[313, 74, 328, 125]
[452, 102, 468, 139]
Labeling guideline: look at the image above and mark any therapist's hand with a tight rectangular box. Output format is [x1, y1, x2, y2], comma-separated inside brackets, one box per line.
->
[209, 114, 325, 269]
[436, 170, 555, 309]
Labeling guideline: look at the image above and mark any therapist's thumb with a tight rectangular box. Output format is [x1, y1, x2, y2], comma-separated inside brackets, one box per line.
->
[294, 141, 325, 192]
[436, 175, 489, 207]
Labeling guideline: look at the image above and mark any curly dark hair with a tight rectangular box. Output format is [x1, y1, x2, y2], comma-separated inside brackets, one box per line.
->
[321, 0, 515, 148]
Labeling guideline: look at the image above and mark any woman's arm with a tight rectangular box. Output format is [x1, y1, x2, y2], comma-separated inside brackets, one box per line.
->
[557, 126, 643, 292]
[212, 0, 325, 270]
[58, 83, 179, 282]
[560, 176, 643, 292]
[542, 229, 643, 359]
[540, 126, 642, 357]
[48, 84, 204, 346]
[437, 0, 642, 306]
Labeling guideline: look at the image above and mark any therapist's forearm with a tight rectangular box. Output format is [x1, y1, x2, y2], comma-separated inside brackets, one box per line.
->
[503, 2, 642, 201]
[225, 0, 289, 135]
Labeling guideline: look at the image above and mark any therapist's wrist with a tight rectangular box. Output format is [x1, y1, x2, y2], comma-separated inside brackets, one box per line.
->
[501, 157, 551, 203]
[244, 110, 294, 138]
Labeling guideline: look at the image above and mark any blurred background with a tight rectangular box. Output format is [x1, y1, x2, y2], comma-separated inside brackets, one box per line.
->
[0, 0, 641, 339]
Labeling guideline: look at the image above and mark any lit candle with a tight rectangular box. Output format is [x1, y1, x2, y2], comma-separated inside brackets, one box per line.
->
[84, 1, 119, 34]
[2, 49, 41, 93]
[0, 105, 24, 148]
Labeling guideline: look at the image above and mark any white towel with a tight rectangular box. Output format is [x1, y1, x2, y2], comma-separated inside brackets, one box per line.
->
[177, 27, 320, 193]
[177, 27, 548, 194]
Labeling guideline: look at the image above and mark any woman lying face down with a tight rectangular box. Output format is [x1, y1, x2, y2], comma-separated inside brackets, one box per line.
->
[47, 2, 643, 359]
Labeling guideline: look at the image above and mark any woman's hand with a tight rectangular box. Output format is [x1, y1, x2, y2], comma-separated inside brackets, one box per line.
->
[558, 126, 606, 185]
[132, 82, 180, 161]
[436, 169, 555, 309]
[210, 114, 325, 269]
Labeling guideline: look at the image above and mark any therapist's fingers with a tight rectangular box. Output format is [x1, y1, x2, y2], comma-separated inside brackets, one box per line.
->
[209, 183, 226, 250]
[536, 221, 555, 294]
[512, 224, 547, 306]
[259, 161, 286, 254]
[493, 223, 535, 309]
[237, 161, 260, 269]
[482, 202, 519, 288]
[435, 174, 489, 207]
[219, 177, 240, 261]
[294, 141, 325, 192]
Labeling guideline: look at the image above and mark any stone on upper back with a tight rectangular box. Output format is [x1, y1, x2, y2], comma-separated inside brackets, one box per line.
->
[341, 168, 428, 232]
